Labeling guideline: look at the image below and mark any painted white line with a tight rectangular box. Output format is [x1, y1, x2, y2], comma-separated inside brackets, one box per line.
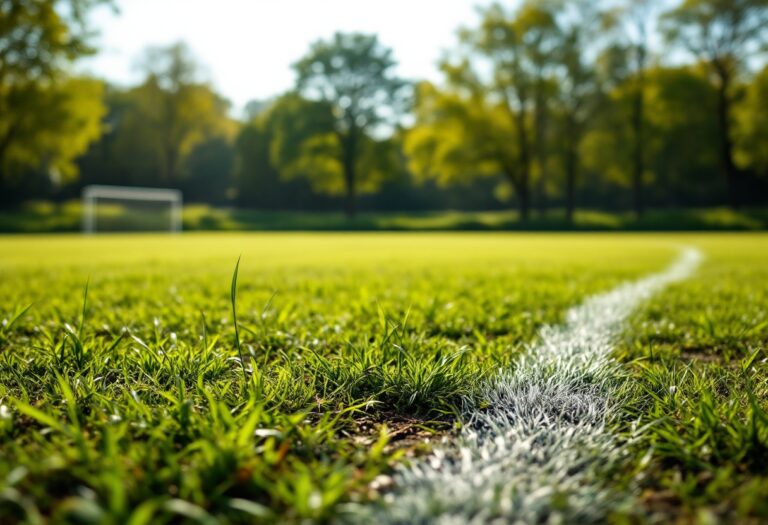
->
[345, 248, 702, 524]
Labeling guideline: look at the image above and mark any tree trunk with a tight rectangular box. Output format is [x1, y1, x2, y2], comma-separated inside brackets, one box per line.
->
[715, 68, 739, 208]
[165, 146, 178, 184]
[502, 167, 529, 224]
[344, 167, 356, 219]
[515, 110, 532, 223]
[502, 83, 532, 224]
[631, 81, 645, 218]
[519, 171, 530, 223]
[0, 174, 12, 210]
[565, 139, 577, 226]
[534, 168, 547, 216]
[341, 130, 358, 219]
[163, 90, 181, 185]
[630, 37, 647, 219]
[0, 123, 19, 210]
[629, 26, 649, 219]
[534, 81, 548, 215]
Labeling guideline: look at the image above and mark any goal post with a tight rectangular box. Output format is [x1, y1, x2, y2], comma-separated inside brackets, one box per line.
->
[82, 185, 183, 234]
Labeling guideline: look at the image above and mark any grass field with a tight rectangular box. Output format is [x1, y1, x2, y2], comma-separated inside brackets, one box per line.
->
[0, 233, 765, 523]
[614, 237, 768, 522]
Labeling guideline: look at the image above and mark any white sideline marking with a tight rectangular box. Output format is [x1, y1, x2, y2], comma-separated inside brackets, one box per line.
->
[345, 248, 702, 524]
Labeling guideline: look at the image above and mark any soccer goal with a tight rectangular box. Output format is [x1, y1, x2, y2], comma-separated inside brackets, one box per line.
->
[82, 185, 183, 234]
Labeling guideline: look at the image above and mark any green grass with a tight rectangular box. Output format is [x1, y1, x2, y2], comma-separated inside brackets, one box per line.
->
[613, 235, 768, 523]
[2, 201, 768, 232]
[0, 233, 765, 523]
[0, 233, 675, 524]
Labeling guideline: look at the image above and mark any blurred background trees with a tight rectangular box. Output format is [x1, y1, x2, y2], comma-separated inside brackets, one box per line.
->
[0, 0, 110, 207]
[662, 0, 768, 208]
[77, 42, 237, 203]
[2, 0, 767, 218]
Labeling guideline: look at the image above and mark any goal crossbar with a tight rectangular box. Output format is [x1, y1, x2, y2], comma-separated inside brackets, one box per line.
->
[82, 185, 183, 233]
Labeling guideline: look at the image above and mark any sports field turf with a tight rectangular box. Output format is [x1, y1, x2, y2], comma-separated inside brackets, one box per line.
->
[0, 233, 765, 523]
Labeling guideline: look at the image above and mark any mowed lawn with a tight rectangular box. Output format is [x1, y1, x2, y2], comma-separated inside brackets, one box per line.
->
[0, 233, 765, 523]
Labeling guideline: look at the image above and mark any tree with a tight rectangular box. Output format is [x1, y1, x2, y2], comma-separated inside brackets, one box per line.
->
[0, 77, 105, 204]
[243, 99, 270, 121]
[267, 93, 398, 203]
[552, 3, 602, 224]
[0, 0, 111, 206]
[266, 93, 343, 194]
[735, 66, 768, 179]
[582, 66, 721, 208]
[234, 93, 397, 211]
[136, 43, 235, 184]
[409, 2, 560, 220]
[404, 82, 519, 208]
[76, 45, 237, 200]
[100, 43, 236, 188]
[604, 0, 660, 217]
[0, 0, 110, 83]
[293, 32, 409, 218]
[234, 117, 281, 208]
[662, 0, 768, 208]
[457, 3, 539, 220]
[183, 137, 235, 204]
[643, 66, 721, 205]
[513, 2, 560, 213]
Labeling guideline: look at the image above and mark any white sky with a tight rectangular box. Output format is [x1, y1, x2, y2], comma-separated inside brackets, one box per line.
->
[80, 0, 492, 115]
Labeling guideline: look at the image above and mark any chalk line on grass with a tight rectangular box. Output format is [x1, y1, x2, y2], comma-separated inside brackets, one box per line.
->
[345, 248, 702, 524]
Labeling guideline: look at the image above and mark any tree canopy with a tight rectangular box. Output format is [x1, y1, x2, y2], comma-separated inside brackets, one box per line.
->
[662, 0, 768, 206]
[292, 32, 410, 217]
[0, 0, 111, 204]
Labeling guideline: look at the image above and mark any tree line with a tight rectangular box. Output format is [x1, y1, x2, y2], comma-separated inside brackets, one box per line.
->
[1, 0, 767, 220]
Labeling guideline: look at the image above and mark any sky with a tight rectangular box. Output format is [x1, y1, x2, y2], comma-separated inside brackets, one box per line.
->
[80, 0, 489, 115]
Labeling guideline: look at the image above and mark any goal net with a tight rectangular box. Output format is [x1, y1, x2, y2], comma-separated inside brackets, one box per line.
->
[82, 185, 183, 233]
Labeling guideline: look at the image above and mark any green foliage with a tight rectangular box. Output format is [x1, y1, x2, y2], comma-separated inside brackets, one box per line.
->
[184, 137, 236, 204]
[291, 32, 410, 216]
[736, 66, 768, 176]
[582, 65, 721, 201]
[0, 0, 111, 82]
[233, 118, 284, 208]
[661, 0, 768, 207]
[405, 82, 515, 187]
[0, 0, 110, 196]
[405, 0, 604, 220]
[107, 43, 237, 186]
[0, 77, 105, 184]
[236, 91, 400, 205]
[4, 0, 768, 215]
[293, 33, 408, 133]
[266, 94, 342, 193]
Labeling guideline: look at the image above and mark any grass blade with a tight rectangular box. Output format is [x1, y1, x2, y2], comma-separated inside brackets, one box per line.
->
[231, 255, 248, 386]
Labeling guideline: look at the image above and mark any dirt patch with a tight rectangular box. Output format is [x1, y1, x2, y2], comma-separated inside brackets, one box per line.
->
[679, 350, 730, 364]
[347, 413, 447, 457]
